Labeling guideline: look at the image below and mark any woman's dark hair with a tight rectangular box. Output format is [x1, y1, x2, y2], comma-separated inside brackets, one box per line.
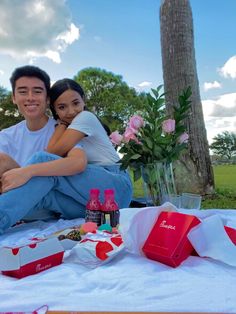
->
[49, 78, 85, 120]
[49, 78, 111, 135]
[10, 65, 50, 95]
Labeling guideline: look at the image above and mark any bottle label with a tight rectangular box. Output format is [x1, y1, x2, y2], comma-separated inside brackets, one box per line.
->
[101, 210, 120, 228]
[105, 213, 111, 226]
[85, 210, 101, 225]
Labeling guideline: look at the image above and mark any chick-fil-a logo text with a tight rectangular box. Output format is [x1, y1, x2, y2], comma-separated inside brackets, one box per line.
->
[159, 220, 176, 230]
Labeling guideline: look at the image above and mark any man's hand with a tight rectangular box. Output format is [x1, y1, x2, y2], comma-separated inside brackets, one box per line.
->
[1, 168, 32, 193]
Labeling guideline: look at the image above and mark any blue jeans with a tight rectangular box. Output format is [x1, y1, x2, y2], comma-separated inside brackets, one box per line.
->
[0, 151, 133, 233]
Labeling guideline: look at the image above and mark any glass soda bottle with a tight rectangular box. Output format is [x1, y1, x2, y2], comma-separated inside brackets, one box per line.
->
[101, 189, 120, 228]
[85, 189, 102, 226]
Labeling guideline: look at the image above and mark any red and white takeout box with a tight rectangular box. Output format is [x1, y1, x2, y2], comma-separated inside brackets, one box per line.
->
[0, 237, 64, 278]
[142, 211, 201, 267]
[224, 225, 236, 245]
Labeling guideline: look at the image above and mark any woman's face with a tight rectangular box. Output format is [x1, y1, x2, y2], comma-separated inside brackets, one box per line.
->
[53, 89, 85, 124]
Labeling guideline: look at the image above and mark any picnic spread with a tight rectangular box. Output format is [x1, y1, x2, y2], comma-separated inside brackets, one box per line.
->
[0, 203, 236, 313]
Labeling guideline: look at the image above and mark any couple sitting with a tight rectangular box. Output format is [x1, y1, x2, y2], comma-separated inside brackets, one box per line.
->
[0, 65, 132, 234]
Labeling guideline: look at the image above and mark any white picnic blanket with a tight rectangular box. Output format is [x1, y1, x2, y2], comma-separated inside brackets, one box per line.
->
[0, 206, 236, 312]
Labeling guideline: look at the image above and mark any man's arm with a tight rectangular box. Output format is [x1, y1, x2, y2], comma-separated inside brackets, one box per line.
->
[1, 148, 87, 193]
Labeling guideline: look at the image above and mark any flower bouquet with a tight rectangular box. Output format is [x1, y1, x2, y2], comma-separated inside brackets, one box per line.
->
[110, 86, 191, 205]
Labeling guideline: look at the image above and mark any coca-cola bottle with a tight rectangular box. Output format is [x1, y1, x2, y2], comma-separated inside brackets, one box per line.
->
[101, 189, 120, 228]
[85, 189, 102, 226]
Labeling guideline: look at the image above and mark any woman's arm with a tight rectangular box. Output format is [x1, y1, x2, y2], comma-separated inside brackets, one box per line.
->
[48, 123, 68, 152]
[1, 148, 87, 193]
[47, 124, 85, 157]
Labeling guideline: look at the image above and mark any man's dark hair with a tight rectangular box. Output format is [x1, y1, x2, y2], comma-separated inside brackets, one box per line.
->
[10, 65, 50, 95]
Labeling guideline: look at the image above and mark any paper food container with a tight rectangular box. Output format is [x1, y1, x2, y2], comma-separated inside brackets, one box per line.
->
[69, 231, 124, 268]
[142, 211, 201, 267]
[0, 237, 64, 279]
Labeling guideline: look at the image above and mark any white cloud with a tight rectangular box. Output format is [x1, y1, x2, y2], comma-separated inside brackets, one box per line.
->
[56, 23, 79, 45]
[219, 55, 236, 79]
[0, 0, 80, 63]
[0, 70, 4, 75]
[45, 51, 61, 64]
[138, 81, 152, 88]
[203, 80, 221, 91]
[0, 27, 8, 37]
[26, 50, 61, 64]
[202, 93, 236, 143]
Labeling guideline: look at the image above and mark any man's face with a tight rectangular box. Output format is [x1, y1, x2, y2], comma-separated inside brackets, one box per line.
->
[12, 76, 49, 120]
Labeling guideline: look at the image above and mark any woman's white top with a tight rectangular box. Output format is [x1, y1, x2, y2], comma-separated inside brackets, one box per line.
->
[68, 111, 120, 165]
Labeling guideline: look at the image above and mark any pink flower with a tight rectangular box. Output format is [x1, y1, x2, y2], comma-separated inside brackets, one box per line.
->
[128, 115, 144, 130]
[123, 127, 141, 144]
[178, 132, 189, 144]
[110, 131, 123, 146]
[162, 119, 176, 133]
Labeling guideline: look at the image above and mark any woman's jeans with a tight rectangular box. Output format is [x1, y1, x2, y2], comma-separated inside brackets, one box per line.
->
[0, 151, 132, 234]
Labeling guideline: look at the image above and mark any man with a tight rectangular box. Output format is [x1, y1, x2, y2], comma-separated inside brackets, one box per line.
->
[0, 65, 55, 173]
[0, 65, 56, 218]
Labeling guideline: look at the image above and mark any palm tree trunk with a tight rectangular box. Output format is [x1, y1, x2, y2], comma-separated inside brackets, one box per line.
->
[160, 0, 214, 194]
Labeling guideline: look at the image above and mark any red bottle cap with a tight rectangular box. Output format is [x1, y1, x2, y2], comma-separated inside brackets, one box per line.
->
[90, 189, 100, 196]
[102, 189, 118, 211]
[104, 189, 114, 196]
[86, 189, 101, 211]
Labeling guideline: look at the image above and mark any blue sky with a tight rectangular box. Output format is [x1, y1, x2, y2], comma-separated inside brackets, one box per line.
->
[0, 0, 235, 143]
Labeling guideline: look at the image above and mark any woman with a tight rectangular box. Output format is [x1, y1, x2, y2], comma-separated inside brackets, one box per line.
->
[0, 79, 132, 233]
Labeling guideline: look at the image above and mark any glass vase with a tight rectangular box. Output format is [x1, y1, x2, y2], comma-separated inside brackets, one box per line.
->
[141, 162, 176, 206]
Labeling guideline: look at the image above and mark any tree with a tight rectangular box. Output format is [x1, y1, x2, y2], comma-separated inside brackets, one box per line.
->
[210, 131, 236, 160]
[0, 87, 24, 130]
[160, 0, 214, 194]
[74, 67, 147, 131]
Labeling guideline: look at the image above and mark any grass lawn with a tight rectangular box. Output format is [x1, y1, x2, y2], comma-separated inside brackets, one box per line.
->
[132, 164, 236, 209]
[202, 164, 236, 209]
[213, 164, 236, 190]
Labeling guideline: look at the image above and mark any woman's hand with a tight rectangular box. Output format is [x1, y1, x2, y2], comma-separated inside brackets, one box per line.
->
[55, 119, 69, 127]
[1, 167, 32, 193]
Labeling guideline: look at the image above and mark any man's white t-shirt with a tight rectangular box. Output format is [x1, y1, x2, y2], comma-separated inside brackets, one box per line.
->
[0, 117, 56, 166]
[68, 111, 120, 165]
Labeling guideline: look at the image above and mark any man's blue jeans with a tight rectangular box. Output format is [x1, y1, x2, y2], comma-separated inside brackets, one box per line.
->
[0, 151, 132, 233]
